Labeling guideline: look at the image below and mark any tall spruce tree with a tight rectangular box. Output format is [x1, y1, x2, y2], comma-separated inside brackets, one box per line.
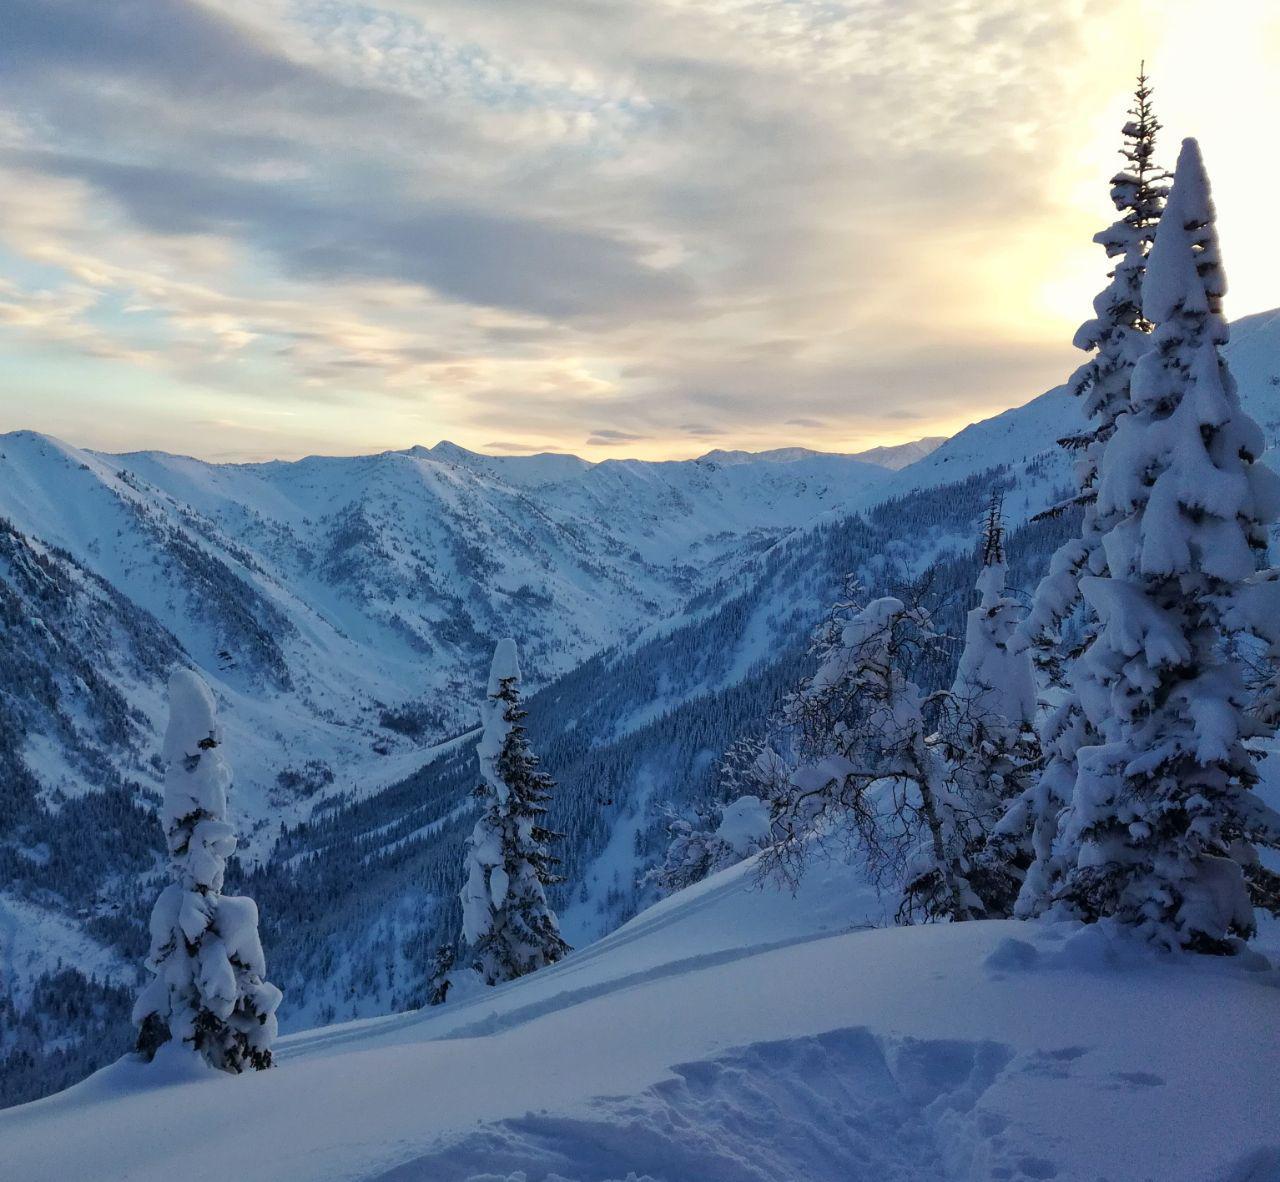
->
[1054, 139, 1280, 951]
[1009, 70, 1169, 916]
[949, 496, 1036, 739]
[133, 670, 281, 1071]
[460, 639, 570, 984]
[942, 496, 1040, 916]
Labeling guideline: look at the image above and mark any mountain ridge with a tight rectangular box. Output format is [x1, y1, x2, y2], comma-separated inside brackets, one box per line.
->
[5, 430, 949, 475]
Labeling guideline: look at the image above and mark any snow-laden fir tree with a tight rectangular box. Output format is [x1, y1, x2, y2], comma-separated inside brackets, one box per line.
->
[762, 592, 977, 922]
[134, 669, 281, 1070]
[1027, 65, 1168, 602]
[426, 943, 455, 1006]
[949, 497, 1037, 738]
[460, 639, 570, 984]
[1054, 139, 1280, 952]
[1009, 70, 1168, 916]
[939, 497, 1039, 916]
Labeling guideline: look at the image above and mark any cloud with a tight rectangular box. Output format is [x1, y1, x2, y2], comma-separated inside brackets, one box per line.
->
[483, 439, 563, 453]
[785, 417, 826, 429]
[16, 150, 690, 321]
[586, 429, 649, 444]
[0, 0, 430, 121]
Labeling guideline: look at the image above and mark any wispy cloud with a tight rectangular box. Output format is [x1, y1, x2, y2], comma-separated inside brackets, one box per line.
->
[585, 428, 649, 446]
[679, 423, 723, 439]
[483, 439, 564, 453]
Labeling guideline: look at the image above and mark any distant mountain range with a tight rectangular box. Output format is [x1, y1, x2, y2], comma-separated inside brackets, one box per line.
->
[697, 436, 946, 470]
[0, 429, 900, 849]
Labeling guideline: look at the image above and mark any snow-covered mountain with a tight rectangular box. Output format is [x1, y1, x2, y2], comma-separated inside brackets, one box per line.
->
[5, 846, 1277, 1182]
[848, 435, 949, 469]
[699, 435, 947, 471]
[0, 431, 892, 845]
[892, 307, 1280, 497]
[3, 307, 1279, 1108]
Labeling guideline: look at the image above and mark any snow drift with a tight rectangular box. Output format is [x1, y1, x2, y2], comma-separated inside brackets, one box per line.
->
[3, 846, 1277, 1182]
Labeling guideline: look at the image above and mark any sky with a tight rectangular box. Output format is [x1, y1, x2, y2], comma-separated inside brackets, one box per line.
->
[0, 1, 1277, 463]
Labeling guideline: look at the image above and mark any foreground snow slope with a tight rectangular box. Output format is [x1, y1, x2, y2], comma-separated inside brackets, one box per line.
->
[5, 852, 1277, 1182]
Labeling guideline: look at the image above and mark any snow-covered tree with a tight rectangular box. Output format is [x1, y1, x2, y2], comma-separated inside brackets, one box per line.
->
[949, 497, 1037, 740]
[134, 669, 281, 1071]
[940, 498, 1040, 916]
[1054, 139, 1280, 952]
[762, 593, 976, 923]
[426, 943, 455, 1007]
[649, 793, 771, 896]
[650, 805, 733, 896]
[1033, 67, 1168, 551]
[460, 639, 570, 985]
[1010, 71, 1169, 916]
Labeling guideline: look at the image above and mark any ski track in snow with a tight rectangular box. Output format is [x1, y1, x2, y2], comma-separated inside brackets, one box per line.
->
[373, 1028, 1016, 1182]
[280, 856, 815, 1060]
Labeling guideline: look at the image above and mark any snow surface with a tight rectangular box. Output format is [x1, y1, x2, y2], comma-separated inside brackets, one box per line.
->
[4, 846, 1277, 1182]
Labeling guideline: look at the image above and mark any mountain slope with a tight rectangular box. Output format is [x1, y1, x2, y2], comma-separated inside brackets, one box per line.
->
[849, 435, 948, 469]
[4, 850, 1277, 1182]
[892, 305, 1280, 496]
[0, 434, 900, 1096]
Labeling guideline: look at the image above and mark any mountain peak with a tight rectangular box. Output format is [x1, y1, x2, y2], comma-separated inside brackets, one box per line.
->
[429, 440, 480, 461]
[851, 436, 948, 471]
[398, 440, 483, 463]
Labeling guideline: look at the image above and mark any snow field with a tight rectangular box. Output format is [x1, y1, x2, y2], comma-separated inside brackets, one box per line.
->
[4, 850, 1277, 1182]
